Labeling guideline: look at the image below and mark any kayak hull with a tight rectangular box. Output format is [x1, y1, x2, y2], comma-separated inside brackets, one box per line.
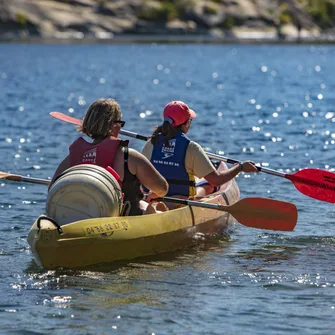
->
[28, 175, 240, 269]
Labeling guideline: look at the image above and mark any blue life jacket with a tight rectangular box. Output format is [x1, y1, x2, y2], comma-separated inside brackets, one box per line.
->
[146, 132, 196, 197]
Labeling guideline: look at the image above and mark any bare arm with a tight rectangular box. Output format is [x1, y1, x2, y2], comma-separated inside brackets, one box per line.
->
[49, 155, 70, 187]
[128, 149, 168, 197]
[204, 161, 258, 187]
[186, 142, 258, 186]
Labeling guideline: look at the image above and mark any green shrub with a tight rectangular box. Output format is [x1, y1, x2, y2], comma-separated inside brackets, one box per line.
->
[308, 0, 335, 28]
[160, 2, 178, 20]
[16, 12, 27, 27]
[138, 0, 196, 21]
[279, 3, 293, 24]
[204, 5, 218, 15]
[297, 0, 335, 28]
[139, 2, 178, 21]
[223, 16, 235, 29]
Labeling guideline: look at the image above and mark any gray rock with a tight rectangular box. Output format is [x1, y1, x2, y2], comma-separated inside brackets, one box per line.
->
[0, 0, 333, 41]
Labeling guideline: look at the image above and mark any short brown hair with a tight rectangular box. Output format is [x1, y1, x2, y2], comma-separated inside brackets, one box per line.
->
[78, 98, 121, 139]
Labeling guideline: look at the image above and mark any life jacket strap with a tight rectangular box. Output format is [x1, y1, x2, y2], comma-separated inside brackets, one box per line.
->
[167, 178, 196, 187]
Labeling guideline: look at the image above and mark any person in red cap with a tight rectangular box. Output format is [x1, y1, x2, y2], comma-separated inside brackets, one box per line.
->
[142, 100, 258, 200]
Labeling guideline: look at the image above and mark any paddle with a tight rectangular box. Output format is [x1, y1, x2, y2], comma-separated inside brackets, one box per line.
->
[50, 111, 335, 204]
[50, 112, 148, 141]
[205, 152, 335, 204]
[160, 196, 297, 231]
[0, 171, 50, 185]
[0, 170, 297, 231]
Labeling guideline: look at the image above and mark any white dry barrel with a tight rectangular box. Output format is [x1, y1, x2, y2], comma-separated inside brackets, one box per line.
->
[46, 164, 123, 225]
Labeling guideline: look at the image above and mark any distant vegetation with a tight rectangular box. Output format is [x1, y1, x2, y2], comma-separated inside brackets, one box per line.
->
[2, 0, 335, 40]
[299, 0, 335, 28]
[136, 0, 335, 29]
[18, 0, 335, 30]
[11, 0, 335, 30]
[15, 12, 27, 27]
[138, 0, 194, 22]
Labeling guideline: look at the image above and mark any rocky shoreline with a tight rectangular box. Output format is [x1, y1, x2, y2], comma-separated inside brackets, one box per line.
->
[1, 0, 335, 43]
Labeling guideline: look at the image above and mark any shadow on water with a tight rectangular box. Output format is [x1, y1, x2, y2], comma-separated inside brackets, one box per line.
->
[22, 231, 335, 291]
[17, 233, 238, 309]
[235, 233, 334, 257]
[23, 231, 335, 277]
[228, 233, 335, 279]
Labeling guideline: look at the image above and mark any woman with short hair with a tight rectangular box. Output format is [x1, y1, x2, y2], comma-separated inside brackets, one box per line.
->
[51, 98, 168, 215]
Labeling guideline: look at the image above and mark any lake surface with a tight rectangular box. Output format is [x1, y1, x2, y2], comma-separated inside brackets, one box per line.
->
[0, 43, 334, 334]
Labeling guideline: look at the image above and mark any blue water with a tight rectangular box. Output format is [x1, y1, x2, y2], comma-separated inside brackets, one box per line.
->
[0, 43, 334, 334]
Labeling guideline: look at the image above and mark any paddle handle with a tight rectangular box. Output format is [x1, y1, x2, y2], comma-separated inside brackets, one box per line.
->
[20, 176, 51, 185]
[205, 152, 286, 178]
[119, 129, 149, 141]
[119, 130, 286, 179]
[5, 174, 51, 186]
[160, 196, 227, 211]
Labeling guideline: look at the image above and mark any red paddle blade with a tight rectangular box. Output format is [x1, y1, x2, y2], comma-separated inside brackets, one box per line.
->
[229, 198, 297, 231]
[286, 168, 335, 203]
[50, 112, 82, 125]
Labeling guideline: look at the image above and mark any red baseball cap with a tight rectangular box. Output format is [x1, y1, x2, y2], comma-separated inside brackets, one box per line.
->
[163, 101, 196, 126]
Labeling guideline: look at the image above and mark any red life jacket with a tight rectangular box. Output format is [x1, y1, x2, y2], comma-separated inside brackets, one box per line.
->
[69, 136, 122, 187]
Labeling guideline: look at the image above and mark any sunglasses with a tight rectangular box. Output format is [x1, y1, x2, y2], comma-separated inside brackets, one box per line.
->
[113, 120, 126, 127]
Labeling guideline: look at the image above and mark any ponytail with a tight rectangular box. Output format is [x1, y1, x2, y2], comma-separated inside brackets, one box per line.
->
[151, 120, 183, 146]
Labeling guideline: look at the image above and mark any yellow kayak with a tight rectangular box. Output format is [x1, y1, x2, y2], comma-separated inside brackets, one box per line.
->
[27, 177, 240, 270]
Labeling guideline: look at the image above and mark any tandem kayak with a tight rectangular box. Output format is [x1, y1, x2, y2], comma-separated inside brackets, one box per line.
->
[27, 169, 240, 269]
